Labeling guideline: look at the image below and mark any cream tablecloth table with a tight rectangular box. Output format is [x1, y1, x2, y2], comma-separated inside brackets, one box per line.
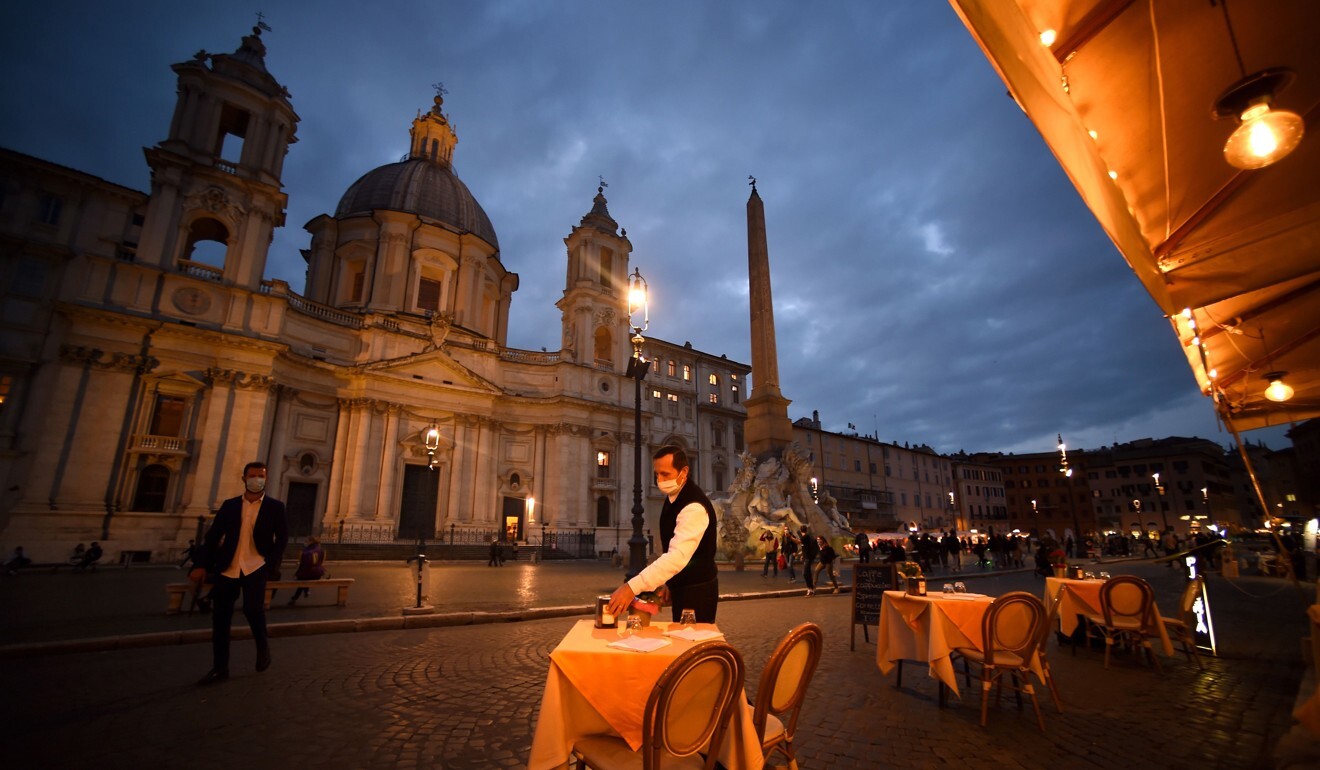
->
[875, 590, 1042, 698]
[527, 619, 764, 770]
[1044, 577, 1174, 656]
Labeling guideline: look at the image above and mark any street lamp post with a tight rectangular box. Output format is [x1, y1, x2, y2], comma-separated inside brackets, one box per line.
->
[1152, 473, 1169, 532]
[625, 268, 651, 579]
[1057, 434, 1084, 552]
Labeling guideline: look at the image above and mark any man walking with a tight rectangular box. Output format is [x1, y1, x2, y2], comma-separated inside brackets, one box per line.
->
[195, 461, 287, 685]
[800, 526, 819, 597]
[760, 528, 779, 578]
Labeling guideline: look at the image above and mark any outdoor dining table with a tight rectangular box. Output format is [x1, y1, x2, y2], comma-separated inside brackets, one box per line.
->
[527, 618, 765, 770]
[875, 589, 1044, 700]
[1044, 577, 1175, 656]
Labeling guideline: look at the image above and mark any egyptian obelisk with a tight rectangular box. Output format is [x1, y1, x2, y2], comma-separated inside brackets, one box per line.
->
[743, 179, 794, 459]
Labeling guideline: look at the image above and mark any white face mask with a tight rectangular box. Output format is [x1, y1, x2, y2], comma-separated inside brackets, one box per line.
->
[656, 475, 682, 497]
[245, 477, 266, 494]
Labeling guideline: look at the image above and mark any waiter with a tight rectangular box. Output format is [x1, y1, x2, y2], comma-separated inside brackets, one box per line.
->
[607, 445, 719, 622]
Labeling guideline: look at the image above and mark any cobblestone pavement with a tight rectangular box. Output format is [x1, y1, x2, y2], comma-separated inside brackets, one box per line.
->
[1, 561, 1313, 769]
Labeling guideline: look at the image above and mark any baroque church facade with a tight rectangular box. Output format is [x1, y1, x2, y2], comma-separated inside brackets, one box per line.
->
[0, 26, 749, 562]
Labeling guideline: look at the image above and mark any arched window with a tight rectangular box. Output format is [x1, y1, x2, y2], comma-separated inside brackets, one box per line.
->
[593, 327, 612, 366]
[182, 217, 229, 269]
[596, 496, 611, 528]
[133, 464, 170, 512]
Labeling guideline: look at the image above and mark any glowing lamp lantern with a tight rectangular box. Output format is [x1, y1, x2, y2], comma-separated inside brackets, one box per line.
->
[1263, 372, 1295, 402]
[1214, 69, 1305, 170]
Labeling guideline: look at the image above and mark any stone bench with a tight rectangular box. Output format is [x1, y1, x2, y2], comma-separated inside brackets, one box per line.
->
[165, 578, 355, 614]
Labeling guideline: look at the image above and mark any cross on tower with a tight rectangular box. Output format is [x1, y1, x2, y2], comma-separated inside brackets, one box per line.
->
[432, 82, 448, 98]
[748, 175, 757, 191]
[598, 176, 608, 190]
[255, 11, 272, 32]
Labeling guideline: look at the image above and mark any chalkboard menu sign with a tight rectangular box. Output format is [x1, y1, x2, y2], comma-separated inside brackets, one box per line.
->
[851, 563, 896, 650]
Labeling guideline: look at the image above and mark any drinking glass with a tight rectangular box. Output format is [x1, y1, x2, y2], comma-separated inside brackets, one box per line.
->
[954, 582, 966, 593]
[680, 609, 697, 626]
[942, 583, 954, 594]
[619, 614, 642, 638]
[1084, 572, 1096, 580]
[1099, 571, 1111, 581]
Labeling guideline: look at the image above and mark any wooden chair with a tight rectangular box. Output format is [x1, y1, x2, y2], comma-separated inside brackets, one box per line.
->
[572, 641, 745, 770]
[1035, 589, 1065, 712]
[952, 591, 1047, 731]
[752, 623, 823, 770]
[1162, 576, 1206, 669]
[1084, 576, 1163, 672]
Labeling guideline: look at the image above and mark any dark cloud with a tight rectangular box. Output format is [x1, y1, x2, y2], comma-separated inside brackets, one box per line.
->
[2, 0, 1291, 454]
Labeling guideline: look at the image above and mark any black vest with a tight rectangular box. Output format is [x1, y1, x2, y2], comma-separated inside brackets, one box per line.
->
[659, 480, 718, 587]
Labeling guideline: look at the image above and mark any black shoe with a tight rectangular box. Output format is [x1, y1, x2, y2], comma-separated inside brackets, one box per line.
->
[256, 647, 271, 672]
[197, 668, 228, 685]
[196, 597, 212, 613]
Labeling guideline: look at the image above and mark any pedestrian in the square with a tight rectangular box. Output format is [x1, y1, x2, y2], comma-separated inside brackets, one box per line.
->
[194, 461, 287, 685]
[800, 526, 818, 596]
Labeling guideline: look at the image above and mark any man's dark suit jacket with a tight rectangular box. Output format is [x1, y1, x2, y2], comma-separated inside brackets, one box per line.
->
[200, 495, 288, 578]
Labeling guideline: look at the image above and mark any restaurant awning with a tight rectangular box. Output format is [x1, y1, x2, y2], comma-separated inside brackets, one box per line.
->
[947, 0, 1320, 432]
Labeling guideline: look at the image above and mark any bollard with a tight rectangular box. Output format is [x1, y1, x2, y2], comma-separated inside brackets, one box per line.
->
[403, 544, 434, 615]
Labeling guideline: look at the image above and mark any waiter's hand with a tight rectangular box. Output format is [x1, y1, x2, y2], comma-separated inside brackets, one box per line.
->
[607, 583, 636, 618]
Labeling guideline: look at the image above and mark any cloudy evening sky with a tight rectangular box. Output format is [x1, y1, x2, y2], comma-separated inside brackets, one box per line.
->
[1, 1, 1293, 455]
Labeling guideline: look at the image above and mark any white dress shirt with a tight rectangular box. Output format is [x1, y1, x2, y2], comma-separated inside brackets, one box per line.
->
[223, 494, 269, 578]
[626, 484, 709, 595]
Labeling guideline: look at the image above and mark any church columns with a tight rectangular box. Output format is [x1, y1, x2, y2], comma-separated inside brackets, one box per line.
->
[376, 406, 401, 520]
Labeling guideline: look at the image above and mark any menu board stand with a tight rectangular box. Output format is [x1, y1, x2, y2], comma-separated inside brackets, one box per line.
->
[851, 563, 896, 651]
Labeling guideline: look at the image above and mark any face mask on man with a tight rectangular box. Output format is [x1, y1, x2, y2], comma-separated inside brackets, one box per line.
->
[245, 476, 266, 494]
[656, 478, 679, 496]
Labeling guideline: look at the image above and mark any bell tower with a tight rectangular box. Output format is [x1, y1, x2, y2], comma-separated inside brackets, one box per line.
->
[556, 185, 632, 367]
[136, 23, 299, 290]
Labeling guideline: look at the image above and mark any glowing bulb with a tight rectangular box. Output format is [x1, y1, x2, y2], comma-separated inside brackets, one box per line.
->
[1088, 129, 1098, 140]
[1225, 102, 1305, 169]
[1108, 169, 1118, 180]
[1039, 29, 1057, 47]
[1264, 376, 1294, 402]
[1208, 368, 1217, 379]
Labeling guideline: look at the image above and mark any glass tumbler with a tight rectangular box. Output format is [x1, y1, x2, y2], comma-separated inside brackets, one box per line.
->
[942, 583, 954, 594]
[619, 614, 642, 638]
[954, 582, 966, 593]
[680, 609, 697, 626]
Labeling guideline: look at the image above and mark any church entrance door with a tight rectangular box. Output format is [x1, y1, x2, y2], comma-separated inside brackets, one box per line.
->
[399, 465, 438, 541]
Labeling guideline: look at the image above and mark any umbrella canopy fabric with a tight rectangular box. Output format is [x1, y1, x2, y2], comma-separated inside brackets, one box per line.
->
[947, 0, 1320, 432]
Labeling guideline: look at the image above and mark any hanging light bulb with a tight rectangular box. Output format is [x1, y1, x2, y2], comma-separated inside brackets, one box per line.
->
[1223, 99, 1305, 169]
[1263, 372, 1294, 402]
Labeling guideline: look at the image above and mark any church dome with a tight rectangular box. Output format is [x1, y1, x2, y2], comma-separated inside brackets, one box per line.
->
[335, 158, 499, 249]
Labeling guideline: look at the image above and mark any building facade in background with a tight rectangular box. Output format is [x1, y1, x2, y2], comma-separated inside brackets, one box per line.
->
[0, 27, 747, 562]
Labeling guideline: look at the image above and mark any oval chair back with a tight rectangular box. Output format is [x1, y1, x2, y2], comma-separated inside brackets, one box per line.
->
[644, 640, 745, 769]
[752, 623, 823, 768]
[1099, 575, 1155, 629]
[984, 591, 1045, 666]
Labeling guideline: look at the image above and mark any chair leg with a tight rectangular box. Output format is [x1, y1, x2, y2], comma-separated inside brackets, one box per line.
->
[980, 674, 992, 727]
[896, 659, 903, 688]
[1024, 679, 1045, 731]
[962, 657, 972, 689]
[1103, 636, 1113, 669]
[1146, 638, 1163, 673]
[1042, 665, 1064, 713]
[1188, 633, 1205, 670]
[1011, 672, 1023, 709]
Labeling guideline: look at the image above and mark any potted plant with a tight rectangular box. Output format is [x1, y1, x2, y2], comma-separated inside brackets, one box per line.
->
[897, 561, 924, 594]
[1049, 549, 1067, 578]
[629, 590, 664, 627]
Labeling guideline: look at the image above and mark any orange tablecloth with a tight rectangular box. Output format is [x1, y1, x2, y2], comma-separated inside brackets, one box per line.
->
[527, 619, 764, 770]
[1044, 577, 1174, 656]
[876, 590, 1041, 697]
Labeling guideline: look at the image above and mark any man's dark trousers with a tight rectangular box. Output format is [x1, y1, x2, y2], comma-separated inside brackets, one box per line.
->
[211, 568, 270, 669]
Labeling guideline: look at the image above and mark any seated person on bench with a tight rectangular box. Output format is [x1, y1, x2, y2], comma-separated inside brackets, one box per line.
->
[288, 537, 328, 605]
[72, 542, 103, 572]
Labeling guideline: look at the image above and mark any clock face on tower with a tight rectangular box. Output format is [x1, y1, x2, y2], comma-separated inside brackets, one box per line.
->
[172, 286, 212, 315]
